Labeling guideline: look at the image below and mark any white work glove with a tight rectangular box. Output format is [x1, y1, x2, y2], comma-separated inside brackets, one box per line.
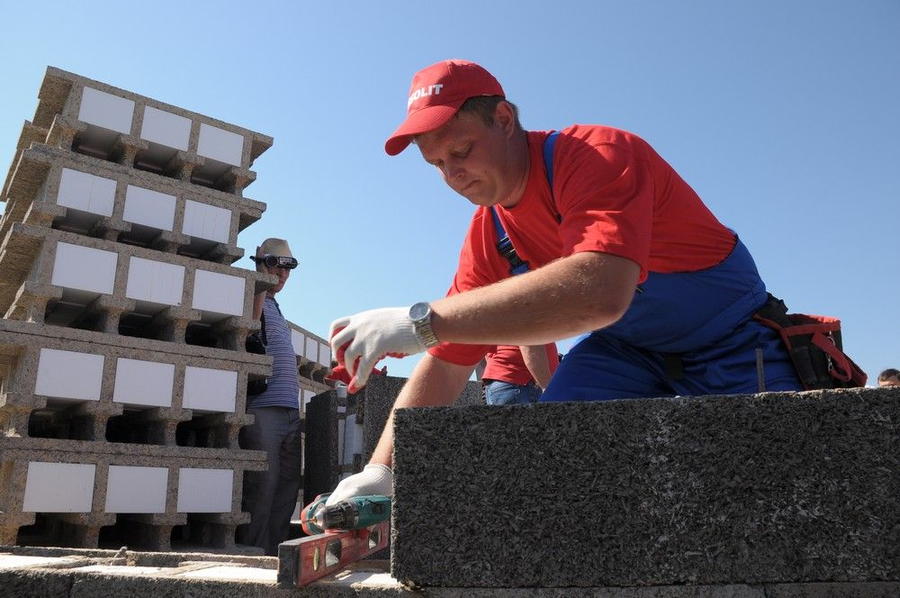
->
[330, 307, 428, 391]
[324, 464, 393, 507]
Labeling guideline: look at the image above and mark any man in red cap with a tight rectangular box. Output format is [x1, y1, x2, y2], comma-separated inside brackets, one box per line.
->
[325, 59, 804, 504]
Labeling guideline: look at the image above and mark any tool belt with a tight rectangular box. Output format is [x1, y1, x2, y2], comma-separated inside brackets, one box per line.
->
[753, 293, 867, 390]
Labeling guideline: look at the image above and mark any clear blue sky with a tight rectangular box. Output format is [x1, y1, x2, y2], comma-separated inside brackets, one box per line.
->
[1, 1, 897, 384]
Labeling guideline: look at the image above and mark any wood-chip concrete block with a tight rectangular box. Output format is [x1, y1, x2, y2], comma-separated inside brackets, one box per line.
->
[0, 223, 274, 346]
[391, 388, 900, 588]
[2, 66, 273, 200]
[1, 144, 265, 263]
[0, 435, 266, 550]
[0, 319, 268, 443]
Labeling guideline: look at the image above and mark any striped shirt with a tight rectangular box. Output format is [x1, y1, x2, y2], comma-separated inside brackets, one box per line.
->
[248, 296, 299, 409]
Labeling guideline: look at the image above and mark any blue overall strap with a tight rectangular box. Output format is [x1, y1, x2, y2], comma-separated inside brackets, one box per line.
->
[543, 131, 561, 221]
[491, 131, 562, 276]
[543, 131, 560, 192]
[491, 206, 529, 275]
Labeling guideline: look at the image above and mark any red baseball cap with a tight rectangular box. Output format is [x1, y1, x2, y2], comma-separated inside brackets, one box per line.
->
[384, 59, 505, 156]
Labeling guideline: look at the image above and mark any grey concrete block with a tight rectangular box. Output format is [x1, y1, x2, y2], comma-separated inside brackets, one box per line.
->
[302, 391, 345, 506]
[391, 388, 900, 588]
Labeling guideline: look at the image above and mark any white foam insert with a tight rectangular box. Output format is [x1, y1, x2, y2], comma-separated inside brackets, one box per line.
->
[182, 366, 237, 412]
[176, 468, 233, 513]
[125, 256, 184, 306]
[105, 465, 168, 513]
[78, 87, 134, 134]
[318, 341, 331, 368]
[304, 336, 318, 363]
[197, 123, 243, 166]
[182, 199, 230, 243]
[123, 185, 176, 231]
[51, 242, 117, 295]
[112, 358, 175, 407]
[191, 269, 244, 317]
[140, 106, 190, 151]
[57, 168, 116, 217]
[34, 348, 103, 401]
[22, 462, 96, 513]
[337, 418, 345, 468]
[290, 329, 305, 357]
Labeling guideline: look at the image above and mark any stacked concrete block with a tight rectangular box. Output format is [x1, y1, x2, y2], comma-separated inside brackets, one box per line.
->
[390, 387, 900, 588]
[283, 319, 331, 519]
[287, 320, 332, 392]
[0, 67, 280, 552]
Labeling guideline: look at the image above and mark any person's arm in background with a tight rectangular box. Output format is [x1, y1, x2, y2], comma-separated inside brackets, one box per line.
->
[252, 245, 266, 320]
[520, 345, 552, 389]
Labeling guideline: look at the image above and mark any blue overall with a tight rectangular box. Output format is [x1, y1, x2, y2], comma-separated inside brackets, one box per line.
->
[541, 238, 802, 401]
[529, 131, 802, 402]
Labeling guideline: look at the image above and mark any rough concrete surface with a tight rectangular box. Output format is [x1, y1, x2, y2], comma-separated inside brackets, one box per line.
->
[392, 388, 899, 588]
[1, 547, 898, 598]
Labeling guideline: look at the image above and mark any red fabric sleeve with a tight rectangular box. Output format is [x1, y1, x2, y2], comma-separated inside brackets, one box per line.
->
[552, 130, 654, 281]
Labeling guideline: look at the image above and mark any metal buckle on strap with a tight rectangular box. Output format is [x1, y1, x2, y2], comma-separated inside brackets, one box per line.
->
[496, 237, 528, 274]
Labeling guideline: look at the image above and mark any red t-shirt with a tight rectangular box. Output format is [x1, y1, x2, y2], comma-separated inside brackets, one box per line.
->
[482, 344, 560, 386]
[430, 125, 736, 366]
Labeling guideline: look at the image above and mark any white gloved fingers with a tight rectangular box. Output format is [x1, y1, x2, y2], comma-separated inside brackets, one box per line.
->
[329, 316, 351, 341]
[325, 464, 393, 506]
[328, 306, 429, 383]
[350, 351, 377, 391]
[329, 316, 353, 362]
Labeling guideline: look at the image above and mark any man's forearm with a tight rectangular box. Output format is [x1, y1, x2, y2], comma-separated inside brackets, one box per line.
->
[369, 353, 473, 467]
[520, 344, 552, 388]
[430, 251, 639, 347]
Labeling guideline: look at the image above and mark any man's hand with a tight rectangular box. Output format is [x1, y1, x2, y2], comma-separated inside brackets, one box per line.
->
[324, 464, 393, 506]
[330, 307, 428, 391]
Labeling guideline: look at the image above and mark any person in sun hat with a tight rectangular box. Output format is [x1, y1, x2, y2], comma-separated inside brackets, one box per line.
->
[237, 237, 301, 555]
[324, 59, 806, 505]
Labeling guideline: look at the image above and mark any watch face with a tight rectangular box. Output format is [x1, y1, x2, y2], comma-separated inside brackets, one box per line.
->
[409, 302, 430, 321]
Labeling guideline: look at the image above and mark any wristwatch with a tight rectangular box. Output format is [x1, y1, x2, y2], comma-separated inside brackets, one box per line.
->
[409, 302, 440, 348]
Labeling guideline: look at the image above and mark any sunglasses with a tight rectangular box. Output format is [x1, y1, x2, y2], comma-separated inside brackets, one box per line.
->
[251, 254, 298, 270]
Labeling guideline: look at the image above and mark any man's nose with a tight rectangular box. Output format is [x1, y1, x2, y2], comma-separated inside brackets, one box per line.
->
[445, 162, 465, 181]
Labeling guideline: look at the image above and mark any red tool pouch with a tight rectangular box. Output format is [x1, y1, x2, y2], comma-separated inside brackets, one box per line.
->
[753, 294, 867, 390]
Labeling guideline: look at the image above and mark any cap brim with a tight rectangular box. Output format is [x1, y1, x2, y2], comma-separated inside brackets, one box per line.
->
[384, 102, 464, 156]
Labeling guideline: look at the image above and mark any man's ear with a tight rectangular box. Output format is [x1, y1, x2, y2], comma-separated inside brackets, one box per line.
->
[494, 101, 517, 136]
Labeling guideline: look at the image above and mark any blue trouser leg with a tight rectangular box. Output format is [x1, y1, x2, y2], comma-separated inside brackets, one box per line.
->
[542, 319, 801, 402]
[238, 406, 302, 555]
[485, 381, 543, 405]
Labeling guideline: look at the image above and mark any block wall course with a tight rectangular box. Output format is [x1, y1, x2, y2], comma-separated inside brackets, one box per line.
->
[0, 67, 273, 199]
[0, 435, 266, 549]
[391, 388, 900, 588]
[0, 223, 276, 347]
[1, 144, 265, 263]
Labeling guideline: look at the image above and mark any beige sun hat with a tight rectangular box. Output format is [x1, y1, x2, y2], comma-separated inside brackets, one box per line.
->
[260, 238, 294, 258]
